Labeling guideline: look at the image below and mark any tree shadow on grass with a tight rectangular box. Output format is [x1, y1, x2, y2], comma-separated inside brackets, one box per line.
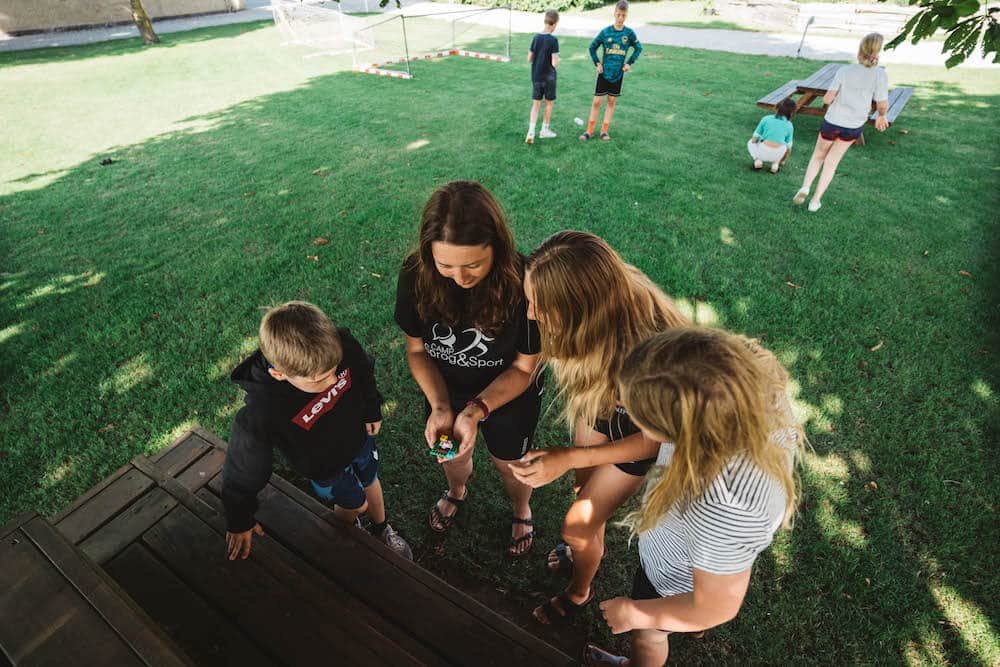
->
[1, 40, 997, 664]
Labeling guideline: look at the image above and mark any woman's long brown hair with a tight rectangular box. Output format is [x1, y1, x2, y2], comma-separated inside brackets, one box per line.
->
[409, 181, 523, 335]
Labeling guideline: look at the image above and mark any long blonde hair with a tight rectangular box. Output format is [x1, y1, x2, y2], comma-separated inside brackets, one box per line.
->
[526, 231, 689, 428]
[620, 328, 804, 533]
[858, 33, 883, 67]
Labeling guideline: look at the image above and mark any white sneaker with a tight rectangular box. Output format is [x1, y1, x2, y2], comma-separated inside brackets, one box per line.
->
[753, 159, 763, 170]
[770, 162, 781, 173]
[808, 200, 822, 212]
[377, 523, 413, 561]
[539, 127, 557, 139]
[792, 188, 809, 205]
[525, 133, 534, 144]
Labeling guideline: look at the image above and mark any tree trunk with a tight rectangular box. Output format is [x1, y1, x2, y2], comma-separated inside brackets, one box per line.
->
[129, 0, 160, 45]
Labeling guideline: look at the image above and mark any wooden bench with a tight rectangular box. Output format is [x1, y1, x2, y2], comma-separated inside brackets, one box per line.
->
[30, 426, 574, 666]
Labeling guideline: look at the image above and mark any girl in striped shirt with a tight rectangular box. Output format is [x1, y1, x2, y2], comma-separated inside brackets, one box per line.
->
[585, 328, 803, 666]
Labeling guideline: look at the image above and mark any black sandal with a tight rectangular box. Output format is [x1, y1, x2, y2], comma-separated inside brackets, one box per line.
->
[533, 590, 593, 625]
[429, 490, 466, 533]
[508, 517, 534, 556]
[547, 541, 573, 573]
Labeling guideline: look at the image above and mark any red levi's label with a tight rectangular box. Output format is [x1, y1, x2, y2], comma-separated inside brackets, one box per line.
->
[292, 369, 352, 431]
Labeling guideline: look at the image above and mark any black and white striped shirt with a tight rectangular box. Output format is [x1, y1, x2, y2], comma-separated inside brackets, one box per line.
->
[637, 429, 795, 597]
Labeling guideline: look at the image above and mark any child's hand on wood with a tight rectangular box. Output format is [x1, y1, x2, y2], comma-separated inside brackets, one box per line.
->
[226, 522, 264, 560]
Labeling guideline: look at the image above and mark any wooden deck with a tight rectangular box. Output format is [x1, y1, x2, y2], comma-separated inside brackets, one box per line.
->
[2, 427, 573, 666]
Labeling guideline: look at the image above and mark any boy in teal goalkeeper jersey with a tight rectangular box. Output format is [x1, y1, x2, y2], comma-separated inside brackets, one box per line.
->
[581, 0, 642, 141]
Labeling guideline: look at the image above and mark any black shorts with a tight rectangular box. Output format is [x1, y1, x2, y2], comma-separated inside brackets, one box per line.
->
[631, 567, 661, 600]
[594, 73, 623, 97]
[425, 379, 544, 461]
[593, 408, 655, 477]
[532, 78, 557, 101]
[819, 119, 863, 142]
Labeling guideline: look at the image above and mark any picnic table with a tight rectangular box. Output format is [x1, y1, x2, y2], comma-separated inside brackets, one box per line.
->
[757, 63, 913, 146]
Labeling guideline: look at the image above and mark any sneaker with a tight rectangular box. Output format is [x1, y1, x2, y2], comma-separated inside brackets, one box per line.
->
[539, 127, 557, 139]
[525, 133, 534, 144]
[600, 132, 611, 141]
[807, 199, 822, 212]
[792, 188, 809, 205]
[377, 523, 413, 561]
[770, 162, 780, 174]
[579, 132, 592, 141]
[753, 159, 763, 170]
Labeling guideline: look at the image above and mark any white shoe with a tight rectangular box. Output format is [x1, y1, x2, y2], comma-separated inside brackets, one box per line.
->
[792, 188, 809, 205]
[770, 162, 781, 173]
[808, 199, 822, 212]
[376, 523, 413, 561]
[539, 127, 557, 139]
[525, 133, 534, 144]
[753, 159, 763, 170]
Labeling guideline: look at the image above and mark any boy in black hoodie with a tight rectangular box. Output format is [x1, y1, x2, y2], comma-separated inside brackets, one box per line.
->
[222, 301, 412, 561]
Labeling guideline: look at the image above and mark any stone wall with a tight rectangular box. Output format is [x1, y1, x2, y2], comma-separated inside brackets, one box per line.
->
[0, 0, 245, 35]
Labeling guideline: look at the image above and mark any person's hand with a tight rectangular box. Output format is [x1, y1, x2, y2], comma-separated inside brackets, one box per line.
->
[366, 420, 382, 436]
[596, 62, 604, 74]
[751, 138, 758, 144]
[451, 404, 482, 461]
[599, 597, 638, 634]
[425, 406, 456, 462]
[509, 448, 572, 488]
[226, 522, 264, 561]
[623, 63, 631, 73]
[875, 115, 889, 132]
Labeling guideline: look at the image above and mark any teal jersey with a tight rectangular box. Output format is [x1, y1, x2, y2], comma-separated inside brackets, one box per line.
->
[589, 25, 642, 83]
[752, 114, 794, 146]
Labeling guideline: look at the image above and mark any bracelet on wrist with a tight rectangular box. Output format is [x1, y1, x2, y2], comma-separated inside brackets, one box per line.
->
[465, 397, 490, 422]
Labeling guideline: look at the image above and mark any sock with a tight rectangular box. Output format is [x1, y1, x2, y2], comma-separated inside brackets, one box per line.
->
[586, 120, 596, 134]
[528, 121, 536, 135]
[601, 122, 609, 134]
[369, 519, 388, 535]
[541, 123, 549, 131]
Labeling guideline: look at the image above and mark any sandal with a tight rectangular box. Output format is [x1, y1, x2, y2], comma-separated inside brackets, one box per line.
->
[584, 644, 628, 666]
[508, 516, 534, 557]
[547, 541, 574, 573]
[579, 132, 592, 141]
[533, 590, 593, 625]
[600, 132, 610, 141]
[428, 489, 466, 533]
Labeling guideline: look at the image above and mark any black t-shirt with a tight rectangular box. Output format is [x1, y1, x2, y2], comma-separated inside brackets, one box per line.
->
[394, 260, 540, 398]
[530, 33, 559, 82]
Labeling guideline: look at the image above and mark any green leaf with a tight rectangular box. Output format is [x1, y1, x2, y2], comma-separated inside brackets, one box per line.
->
[953, 0, 981, 17]
[945, 52, 966, 66]
[912, 10, 937, 41]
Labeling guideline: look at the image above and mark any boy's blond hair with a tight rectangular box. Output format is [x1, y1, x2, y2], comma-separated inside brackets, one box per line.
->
[259, 301, 342, 377]
[544, 9, 559, 25]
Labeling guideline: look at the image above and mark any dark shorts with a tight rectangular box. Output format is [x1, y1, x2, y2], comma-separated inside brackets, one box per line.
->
[631, 566, 662, 600]
[532, 78, 557, 101]
[425, 379, 544, 461]
[593, 408, 656, 477]
[594, 73, 623, 97]
[819, 119, 863, 142]
[310, 436, 378, 510]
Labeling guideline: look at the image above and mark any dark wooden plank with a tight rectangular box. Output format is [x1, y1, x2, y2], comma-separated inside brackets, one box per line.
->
[0, 510, 37, 540]
[192, 424, 229, 449]
[209, 472, 573, 665]
[21, 517, 189, 666]
[56, 468, 155, 544]
[49, 462, 133, 525]
[195, 488, 447, 666]
[79, 487, 176, 565]
[0, 526, 143, 666]
[106, 544, 275, 667]
[152, 434, 211, 476]
[129, 456, 434, 666]
[756, 80, 799, 108]
[142, 506, 391, 665]
[176, 448, 225, 491]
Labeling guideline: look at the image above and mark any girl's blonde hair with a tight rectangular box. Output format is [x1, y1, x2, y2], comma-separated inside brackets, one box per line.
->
[620, 328, 804, 534]
[526, 231, 690, 428]
[858, 33, 883, 67]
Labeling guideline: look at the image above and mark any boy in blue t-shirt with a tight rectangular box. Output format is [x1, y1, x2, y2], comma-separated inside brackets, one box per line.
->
[581, 0, 642, 141]
[526, 10, 560, 145]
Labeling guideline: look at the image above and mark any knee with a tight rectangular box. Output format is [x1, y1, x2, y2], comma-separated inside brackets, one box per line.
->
[561, 518, 598, 549]
[592, 98, 603, 108]
[632, 628, 670, 651]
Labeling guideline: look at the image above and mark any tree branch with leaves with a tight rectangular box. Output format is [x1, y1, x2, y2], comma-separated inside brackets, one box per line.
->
[885, 0, 998, 67]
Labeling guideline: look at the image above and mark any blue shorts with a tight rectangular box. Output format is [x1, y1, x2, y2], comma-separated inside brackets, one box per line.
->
[309, 436, 379, 510]
[819, 119, 863, 142]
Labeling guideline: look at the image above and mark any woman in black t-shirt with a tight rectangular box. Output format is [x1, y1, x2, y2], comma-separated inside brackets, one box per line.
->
[394, 181, 543, 556]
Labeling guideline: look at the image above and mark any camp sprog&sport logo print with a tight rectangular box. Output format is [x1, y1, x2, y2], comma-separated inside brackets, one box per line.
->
[424, 324, 503, 369]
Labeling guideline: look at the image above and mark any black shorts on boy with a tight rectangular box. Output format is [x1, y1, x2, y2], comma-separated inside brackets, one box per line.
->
[593, 406, 655, 476]
[594, 74, 623, 97]
[532, 78, 557, 101]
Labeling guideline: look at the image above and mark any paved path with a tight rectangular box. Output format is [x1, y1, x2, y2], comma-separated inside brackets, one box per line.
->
[1, 0, 994, 68]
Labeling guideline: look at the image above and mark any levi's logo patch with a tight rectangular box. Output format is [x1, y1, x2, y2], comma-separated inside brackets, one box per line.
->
[293, 369, 351, 431]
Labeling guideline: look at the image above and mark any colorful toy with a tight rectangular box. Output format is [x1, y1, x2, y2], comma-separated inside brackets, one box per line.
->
[429, 434, 458, 460]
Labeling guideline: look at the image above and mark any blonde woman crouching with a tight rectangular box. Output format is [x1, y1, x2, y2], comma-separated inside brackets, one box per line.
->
[511, 231, 691, 624]
[794, 33, 890, 212]
[583, 328, 804, 666]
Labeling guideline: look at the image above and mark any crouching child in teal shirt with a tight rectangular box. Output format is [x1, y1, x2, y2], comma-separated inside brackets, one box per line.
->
[748, 97, 796, 173]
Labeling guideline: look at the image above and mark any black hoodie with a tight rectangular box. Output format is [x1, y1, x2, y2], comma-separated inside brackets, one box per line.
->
[221, 328, 383, 533]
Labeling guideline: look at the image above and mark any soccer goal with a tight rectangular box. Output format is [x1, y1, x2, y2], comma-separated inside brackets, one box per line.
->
[273, 0, 511, 81]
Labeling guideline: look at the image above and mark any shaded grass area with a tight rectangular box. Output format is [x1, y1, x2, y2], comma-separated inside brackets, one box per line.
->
[2, 21, 999, 665]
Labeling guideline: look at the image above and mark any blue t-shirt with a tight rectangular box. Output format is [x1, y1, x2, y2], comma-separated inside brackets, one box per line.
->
[589, 25, 642, 83]
[530, 32, 559, 82]
[752, 114, 794, 146]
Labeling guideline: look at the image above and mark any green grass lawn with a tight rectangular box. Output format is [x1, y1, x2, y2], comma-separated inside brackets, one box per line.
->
[2, 20, 998, 665]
